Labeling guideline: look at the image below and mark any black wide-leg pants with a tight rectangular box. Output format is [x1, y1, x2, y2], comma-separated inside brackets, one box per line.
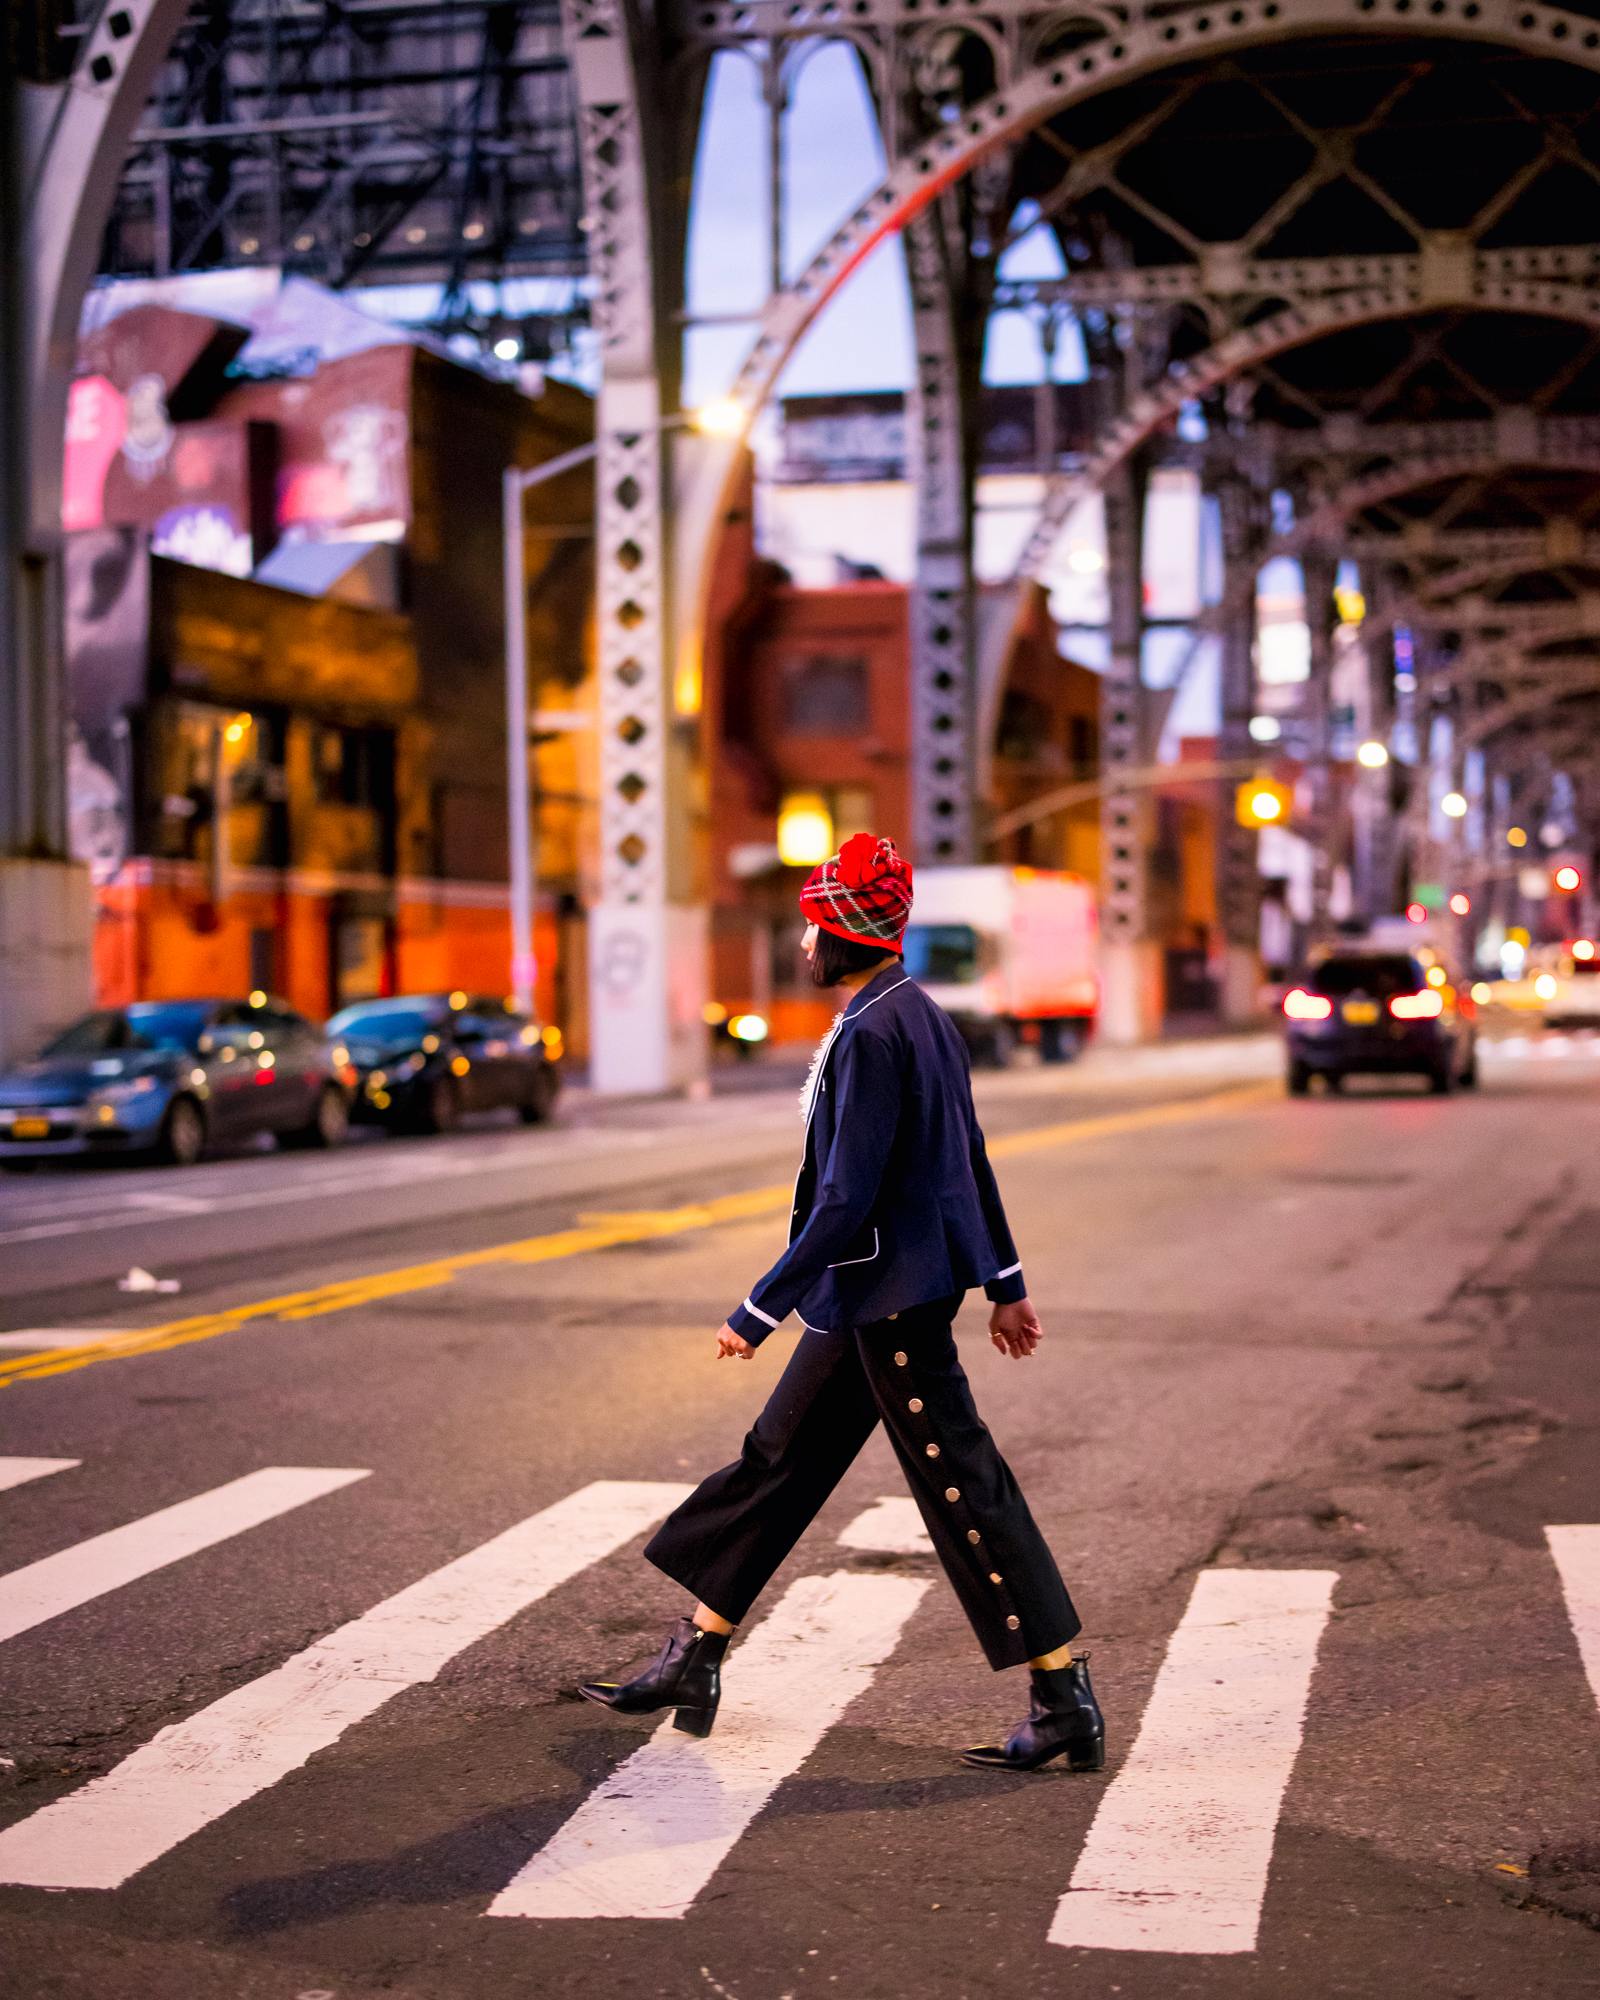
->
[644, 1293, 1081, 1670]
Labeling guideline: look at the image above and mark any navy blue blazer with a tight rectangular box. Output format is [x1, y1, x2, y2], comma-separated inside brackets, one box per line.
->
[726, 964, 1027, 1343]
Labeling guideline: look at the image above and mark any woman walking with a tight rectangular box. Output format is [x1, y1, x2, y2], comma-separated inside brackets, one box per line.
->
[579, 833, 1102, 1772]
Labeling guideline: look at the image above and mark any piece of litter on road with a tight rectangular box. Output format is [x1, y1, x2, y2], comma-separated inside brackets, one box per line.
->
[116, 1268, 181, 1294]
[1496, 1863, 1528, 1875]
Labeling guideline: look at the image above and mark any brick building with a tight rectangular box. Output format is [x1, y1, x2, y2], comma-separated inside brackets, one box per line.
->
[66, 290, 596, 1038]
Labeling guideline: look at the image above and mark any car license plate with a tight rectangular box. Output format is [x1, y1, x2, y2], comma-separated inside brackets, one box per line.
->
[10, 1117, 51, 1139]
[1342, 1000, 1378, 1024]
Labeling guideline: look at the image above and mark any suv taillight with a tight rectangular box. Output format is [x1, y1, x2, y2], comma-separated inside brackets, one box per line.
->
[1389, 990, 1443, 1020]
[1283, 989, 1333, 1020]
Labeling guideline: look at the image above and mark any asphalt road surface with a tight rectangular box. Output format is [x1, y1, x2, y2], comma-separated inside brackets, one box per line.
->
[3, 1029, 1600, 2000]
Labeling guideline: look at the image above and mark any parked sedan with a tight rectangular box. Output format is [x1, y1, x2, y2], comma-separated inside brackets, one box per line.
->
[0, 998, 351, 1169]
[1282, 947, 1477, 1095]
[326, 993, 561, 1133]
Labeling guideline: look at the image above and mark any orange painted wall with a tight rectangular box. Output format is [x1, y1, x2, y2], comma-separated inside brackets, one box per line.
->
[93, 871, 563, 1025]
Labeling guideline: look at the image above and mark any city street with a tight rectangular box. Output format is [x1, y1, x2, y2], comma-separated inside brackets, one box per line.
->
[2, 1036, 1599, 1998]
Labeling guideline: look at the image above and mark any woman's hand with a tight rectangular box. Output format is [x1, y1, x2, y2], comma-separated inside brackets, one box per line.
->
[989, 1298, 1043, 1360]
[716, 1322, 755, 1360]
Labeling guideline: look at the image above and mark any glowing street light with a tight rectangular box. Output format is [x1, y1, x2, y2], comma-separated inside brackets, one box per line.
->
[777, 792, 834, 866]
[1441, 791, 1467, 817]
[690, 397, 747, 436]
[1356, 740, 1389, 768]
[1450, 892, 1471, 916]
[1235, 778, 1292, 827]
[1555, 864, 1582, 892]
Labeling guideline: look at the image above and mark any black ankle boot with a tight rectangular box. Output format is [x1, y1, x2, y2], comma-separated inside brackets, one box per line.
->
[578, 1617, 730, 1738]
[961, 1653, 1104, 1772]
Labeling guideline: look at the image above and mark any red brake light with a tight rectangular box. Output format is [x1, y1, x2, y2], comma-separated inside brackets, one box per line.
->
[1389, 990, 1443, 1019]
[1283, 989, 1333, 1020]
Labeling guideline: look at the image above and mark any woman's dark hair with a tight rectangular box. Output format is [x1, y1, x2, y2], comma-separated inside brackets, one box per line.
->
[810, 926, 901, 988]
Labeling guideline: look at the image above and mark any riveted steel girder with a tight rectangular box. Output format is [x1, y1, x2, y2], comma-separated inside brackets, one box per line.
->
[7, 0, 194, 857]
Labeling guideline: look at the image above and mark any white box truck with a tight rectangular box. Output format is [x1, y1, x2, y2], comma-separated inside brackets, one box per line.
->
[902, 866, 1099, 1064]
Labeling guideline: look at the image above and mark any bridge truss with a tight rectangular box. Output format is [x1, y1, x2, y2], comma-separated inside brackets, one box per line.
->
[17, 0, 1600, 1070]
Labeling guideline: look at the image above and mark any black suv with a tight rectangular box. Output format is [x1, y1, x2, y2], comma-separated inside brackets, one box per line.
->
[1282, 949, 1478, 1095]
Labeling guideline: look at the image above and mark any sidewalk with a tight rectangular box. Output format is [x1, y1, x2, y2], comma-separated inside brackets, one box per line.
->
[559, 1029, 1284, 1120]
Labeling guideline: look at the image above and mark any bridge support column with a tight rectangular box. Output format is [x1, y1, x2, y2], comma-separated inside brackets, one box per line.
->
[563, 0, 706, 1093]
[905, 210, 976, 865]
[4, 0, 193, 1060]
[1216, 480, 1264, 1024]
[1098, 456, 1161, 1043]
[1302, 548, 1339, 948]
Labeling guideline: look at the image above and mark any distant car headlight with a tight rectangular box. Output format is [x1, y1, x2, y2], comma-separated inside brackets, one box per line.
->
[83, 1075, 162, 1123]
[88, 1076, 160, 1106]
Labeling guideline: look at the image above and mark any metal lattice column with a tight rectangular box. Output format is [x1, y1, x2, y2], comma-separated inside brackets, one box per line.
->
[905, 209, 974, 864]
[4, 0, 193, 1062]
[1301, 547, 1339, 942]
[1216, 478, 1264, 1017]
[562, 0, 703, 1091]
[1100, 457, 1146, 943]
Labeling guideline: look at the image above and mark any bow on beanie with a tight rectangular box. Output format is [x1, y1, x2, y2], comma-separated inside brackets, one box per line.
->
[798, 833, 914, 948]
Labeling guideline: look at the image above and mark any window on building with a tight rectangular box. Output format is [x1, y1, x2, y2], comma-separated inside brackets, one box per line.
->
[315, 726, 394, 809]
[997, 690, 1050, 762]
[782, 653, 869, 733]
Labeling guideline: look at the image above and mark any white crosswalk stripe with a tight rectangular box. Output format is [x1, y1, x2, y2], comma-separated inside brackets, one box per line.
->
[488, 1567, 929, 1921]
[8, 1475, 1590, 1944]
[836, 1495, 932, 1554]
[0, 1467, 371, 1646]
[0, 1457, 80, 1493]
[1546, 1526, 1600, 1712]
[1050, 1569, 1336, 1957]
[0, 1479, 690, 1890]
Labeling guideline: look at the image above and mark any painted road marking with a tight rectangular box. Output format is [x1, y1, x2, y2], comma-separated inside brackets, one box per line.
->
[0, 1121, 785, 1250]
[0, 1467, 370, 1646]
[0, 1330, 133, 1351]
[0, 1458, 80, 1493]
[489, 1569, 928, 1921]
[1050, 1568, 1336, 1957]
[0, 1480, 690, 1890]
[0, 1081, 1276, 1393]
[1546, 1526, 1600, 1709]
[838, 1496, 933, 1554]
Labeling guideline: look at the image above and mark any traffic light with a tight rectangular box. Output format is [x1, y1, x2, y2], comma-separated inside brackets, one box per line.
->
[1555, 864, 1582, 893]
[1236, 778, 1294, 828]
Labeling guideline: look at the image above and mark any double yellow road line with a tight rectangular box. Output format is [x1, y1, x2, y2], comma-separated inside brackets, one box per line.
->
[0, 1078, 1276, 1390]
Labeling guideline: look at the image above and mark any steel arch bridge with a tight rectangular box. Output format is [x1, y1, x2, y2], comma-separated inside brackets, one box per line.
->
[13, 0, 1600, 1068]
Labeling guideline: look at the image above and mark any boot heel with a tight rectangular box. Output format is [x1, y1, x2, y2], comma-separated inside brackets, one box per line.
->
[1064, 1734, 1105, 1773]
[673, 1704, 717, 1739]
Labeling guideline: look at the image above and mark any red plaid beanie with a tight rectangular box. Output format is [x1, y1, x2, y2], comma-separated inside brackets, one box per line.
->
[799, 833, 913, 949]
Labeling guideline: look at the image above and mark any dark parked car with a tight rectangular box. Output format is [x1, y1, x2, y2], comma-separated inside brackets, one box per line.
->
[1282, 948, 1477, 1095]
[0, 999, 351, 1168]
[326, 993, 560, 1133]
